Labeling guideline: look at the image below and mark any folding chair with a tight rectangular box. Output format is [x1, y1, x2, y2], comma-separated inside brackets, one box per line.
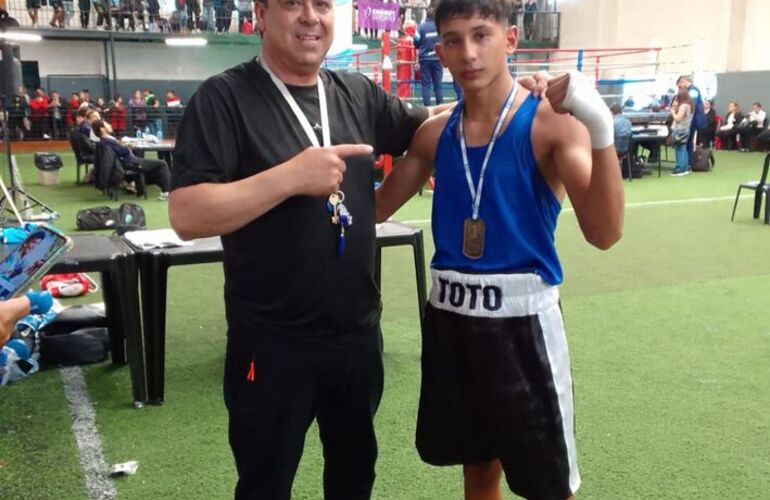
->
[731, 153, 770, 225]
[69, 127, 94, 184]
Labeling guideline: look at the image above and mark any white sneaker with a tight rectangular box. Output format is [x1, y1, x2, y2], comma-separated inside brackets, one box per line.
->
[158, 192, 169, 201]
[43, 134, 50, 140]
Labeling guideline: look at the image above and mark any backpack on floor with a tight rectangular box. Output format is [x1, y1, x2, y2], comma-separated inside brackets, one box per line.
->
[116, 202, 146, 235]
[692, 147, 715, 172]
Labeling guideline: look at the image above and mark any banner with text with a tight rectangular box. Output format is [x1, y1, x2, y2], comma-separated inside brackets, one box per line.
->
[357, 0, 401, 31]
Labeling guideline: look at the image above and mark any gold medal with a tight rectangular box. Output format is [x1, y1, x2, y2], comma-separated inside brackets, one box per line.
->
[462, 217, 485, 259]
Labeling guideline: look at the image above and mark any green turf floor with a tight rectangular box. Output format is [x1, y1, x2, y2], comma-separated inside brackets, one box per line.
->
[1, 149, 769, 499]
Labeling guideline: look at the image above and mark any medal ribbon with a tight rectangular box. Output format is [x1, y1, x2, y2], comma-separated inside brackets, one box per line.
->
[260, 58, 330, 148]
[459, 81, 519, 220]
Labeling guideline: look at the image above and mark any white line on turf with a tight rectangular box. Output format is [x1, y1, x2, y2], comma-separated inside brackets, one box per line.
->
[400, 194, 750, 225]
[60, 367, 117, 500]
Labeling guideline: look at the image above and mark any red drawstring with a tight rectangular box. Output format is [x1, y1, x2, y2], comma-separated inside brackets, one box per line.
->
[246, 359, 255, 382]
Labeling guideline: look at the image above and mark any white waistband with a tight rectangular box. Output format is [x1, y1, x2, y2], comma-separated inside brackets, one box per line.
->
[429, 269, 559, 318]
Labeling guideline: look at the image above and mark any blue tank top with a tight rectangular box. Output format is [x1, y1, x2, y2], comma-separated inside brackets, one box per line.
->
[431, 93, 563, 285]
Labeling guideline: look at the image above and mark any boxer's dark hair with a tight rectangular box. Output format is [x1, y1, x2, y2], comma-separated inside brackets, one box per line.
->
[435, 0, 512, 34]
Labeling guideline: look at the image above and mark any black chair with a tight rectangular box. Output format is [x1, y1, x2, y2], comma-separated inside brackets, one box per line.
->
[731, 153, 770, 225]
[94, 142, 146, 201]
[69, 127, 94, 184]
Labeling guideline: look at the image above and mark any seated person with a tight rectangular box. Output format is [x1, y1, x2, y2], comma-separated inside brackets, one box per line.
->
[91, 118, 171, 200]
[611, 103, 632, 153]
[611, 103, 634, 177]
[735, 102, 766, 151]
[86, 108, 103, 143]
[72, 111, 95, 161]
[716, 101, 743, 150]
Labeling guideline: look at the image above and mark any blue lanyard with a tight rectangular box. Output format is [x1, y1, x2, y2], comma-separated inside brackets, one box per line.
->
[458, 82, 519, 220]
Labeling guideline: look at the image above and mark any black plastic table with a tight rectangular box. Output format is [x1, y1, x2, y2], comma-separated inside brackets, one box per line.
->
[128, 221, 427, 405]
[51, 234, 146, 407]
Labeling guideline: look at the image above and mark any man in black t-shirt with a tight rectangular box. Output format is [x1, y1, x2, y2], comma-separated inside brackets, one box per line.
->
[168, 0, 432, 498]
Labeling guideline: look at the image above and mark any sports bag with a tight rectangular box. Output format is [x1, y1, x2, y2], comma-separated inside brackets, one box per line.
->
[39, 327, 110, 366]
[76, 205, 118, 230]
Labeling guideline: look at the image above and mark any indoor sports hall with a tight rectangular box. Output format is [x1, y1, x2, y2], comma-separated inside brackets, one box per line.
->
[0, 0, 768, 498]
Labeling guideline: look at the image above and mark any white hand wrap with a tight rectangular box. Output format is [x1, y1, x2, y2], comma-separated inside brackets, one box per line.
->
[561, 70, 614, 149]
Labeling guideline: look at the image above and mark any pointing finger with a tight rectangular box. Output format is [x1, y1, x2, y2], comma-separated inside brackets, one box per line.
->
[329, 144, 374, 159]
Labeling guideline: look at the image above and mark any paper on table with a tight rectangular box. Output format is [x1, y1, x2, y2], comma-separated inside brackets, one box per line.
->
[122, 229, 192, 250]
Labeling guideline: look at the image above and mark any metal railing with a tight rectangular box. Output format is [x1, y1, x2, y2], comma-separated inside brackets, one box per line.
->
[0, 0, 259, 34]
[2, 104, 185, 141]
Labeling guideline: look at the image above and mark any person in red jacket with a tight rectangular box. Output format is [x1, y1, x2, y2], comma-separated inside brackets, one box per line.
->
[109, 95, 127, 136]
[28, 88, 50, 139]
[66, 92, 80, 127]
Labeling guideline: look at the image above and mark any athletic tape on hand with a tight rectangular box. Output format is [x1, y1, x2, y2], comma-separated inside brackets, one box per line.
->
[561, 70, 614, 149]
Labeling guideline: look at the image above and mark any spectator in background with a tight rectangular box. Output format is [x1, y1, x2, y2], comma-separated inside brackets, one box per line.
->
[8, 95, 28, 140]
[95, 96, 106, 114]
[676, 75, 705, 166]
[94, 0, 111, 29]
[28, 88, 50, 139]
[697, 99, 717, 148]
[109, 95, 127, 136]
[237, 0, 251, 32]
[132, 0, 146, 31]
[79, 0, 91, 27]
[414, 4, 443, 106]
[129, 90, 147, 133]
[611, 103, 632, 143]
[145, 96, 163, 138]
[200, 0, 214, 31]
[187, 0, 201, 31]
[670, 88, 694, 176]
[76, 106, 92, 135]
[147, 0, 161, 29]
[66, 92, 80, 126]
[80, 88, 92, 105]
[17, 85, 30, 104]
[736, 102, 766, 152]
[26, 0, 40, 27]
[523, 0, 536, 40]
[611, 103, 633, 177]
[115, 0, 130, 30]
[165, 90, 183, 137]
[173, 0, 189, 32]
[63, 0, 75, 26]
[509, 0, 522, 27]
[92, 119, 172, 200]
[216, 0, 234, 33]
[716, 101, 743, 150]
[49, 91, 65, 139]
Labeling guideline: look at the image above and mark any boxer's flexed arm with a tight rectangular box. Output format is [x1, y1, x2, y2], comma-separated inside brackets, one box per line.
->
[533, 72, 624, 250]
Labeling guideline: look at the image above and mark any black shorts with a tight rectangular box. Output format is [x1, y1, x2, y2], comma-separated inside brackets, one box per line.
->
[416, 270, 580, 499]
[224, 323, 384, 500]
